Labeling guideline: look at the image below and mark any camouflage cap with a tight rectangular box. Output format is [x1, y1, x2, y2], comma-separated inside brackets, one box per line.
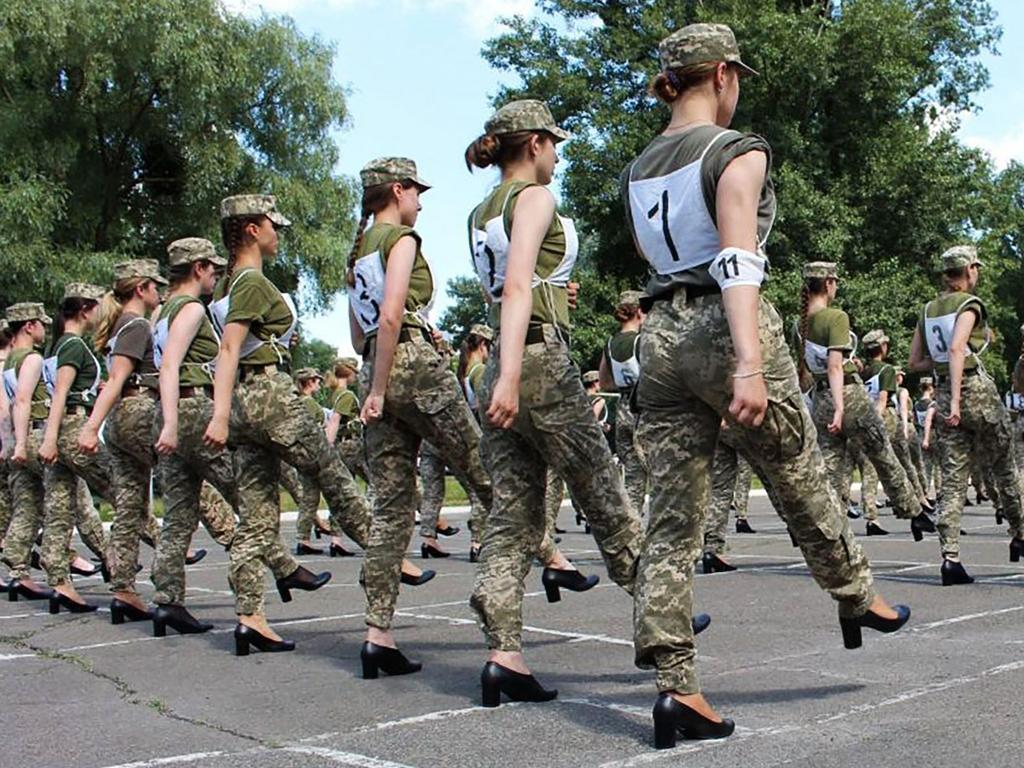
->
[294, 367, 323, 382]
[336, 356, 360, 371]
[167, 237, 227, 268]
[360, 157, 431, 191]
[920, 376, 934, 386]
[582, 370, 600, 384]
[63, 283, 107, 302]
[468, 323, 495, 341]
[219, 194, 292, 227]
[659, 23, 758, 76]
[617, 290, 644, 307]
[485, 100, 571, 142]
[803, 261, 839, 280]
[940, 245, 982, 271]
[5, 302, 52, 325]
[862, 329, 889, 348]
[114, 258, 168, 285]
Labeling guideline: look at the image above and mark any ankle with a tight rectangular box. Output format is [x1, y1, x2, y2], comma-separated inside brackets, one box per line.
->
[366, 627, 395, 648]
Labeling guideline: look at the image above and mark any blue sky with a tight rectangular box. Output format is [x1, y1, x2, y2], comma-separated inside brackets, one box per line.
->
[228, 0, 1024, 355]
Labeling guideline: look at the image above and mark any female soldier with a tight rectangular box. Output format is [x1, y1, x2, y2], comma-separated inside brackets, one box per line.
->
[799, 270, 930, 539]
[78, 260, 165, 623]
[457, 324, 494, 560]
[624, 24, 909, 746]
[291, 367, 331, 555]
[347, 157, 493, 679]
[908, 245, 1024, 585]
[204, 194, 371, 656]
[598, 290, 649, 514]
[0, 320, 13, 552]
[323, 357, 365, 558]
[915, 377, 941, 500]
[3, 303, 60, 602]
[465, 101, 643, 708]
[38, 285, 120, 613]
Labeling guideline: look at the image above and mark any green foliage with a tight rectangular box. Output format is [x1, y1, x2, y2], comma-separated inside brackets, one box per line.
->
[0, 0, 357, 311]
[291, 332, 338, 374]
[477, 0, 1022, 386]
[437, 275, 489, 348]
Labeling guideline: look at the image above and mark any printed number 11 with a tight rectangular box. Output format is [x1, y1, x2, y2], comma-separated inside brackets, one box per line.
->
[717, 252, 739, 278]
[647, 190, 679, 261]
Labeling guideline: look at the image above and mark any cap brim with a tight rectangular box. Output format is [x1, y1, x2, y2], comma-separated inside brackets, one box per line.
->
[267, 211, 292, 228]
[207, 254, 229, 267]
[152, 275, 169, 286]
[548, 126, 571, 142]
[411, 176, 432, 192]
[733, 59, 759, 76]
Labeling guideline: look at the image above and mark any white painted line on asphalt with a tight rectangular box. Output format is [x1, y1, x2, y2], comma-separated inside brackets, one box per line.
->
[348, 704, 503, 734]
[281, 745, 419, 767]
[94, 751, 230, 768]
[0, 653, 36, 661]
[909, 604, 1024, 632]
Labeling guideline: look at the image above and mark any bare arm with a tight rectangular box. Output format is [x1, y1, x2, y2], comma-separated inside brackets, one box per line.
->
[325, 409, 342, 445]
[899, 389, 911, 439]
[945, 310, 977, 426]
[598, 351, 614, 392]
[11, 354, 43, 464]
[908, 328, 931, 372]
[39, 366, 75, 463]
[923, 406, 935, 448]
[79, 355, 133, 453]
[204, 321, 248, 449]
[349, 305, 365, 358]
[875, 387, 888, 418]
[826, 349, 845, 434]
[155, 303, 204, 455]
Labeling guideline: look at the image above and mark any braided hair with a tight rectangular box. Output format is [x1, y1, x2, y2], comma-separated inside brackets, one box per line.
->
[220, 214, 265, 284]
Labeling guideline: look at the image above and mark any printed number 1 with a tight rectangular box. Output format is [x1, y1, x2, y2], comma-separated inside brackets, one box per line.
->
[647, 190, 679, 261]
[931, 326, 947, 353]
[716, 252, 739, 279]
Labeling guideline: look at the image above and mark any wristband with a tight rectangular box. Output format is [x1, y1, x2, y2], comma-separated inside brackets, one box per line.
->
[709, 247, 767, 290]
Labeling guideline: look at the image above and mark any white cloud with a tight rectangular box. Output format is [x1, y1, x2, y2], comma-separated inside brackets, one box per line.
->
[962, 127, 1024, 170]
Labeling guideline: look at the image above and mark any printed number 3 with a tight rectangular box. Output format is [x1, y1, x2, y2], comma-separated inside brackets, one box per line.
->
[931, 326, 947, 353]
[716, 252, 739, 279]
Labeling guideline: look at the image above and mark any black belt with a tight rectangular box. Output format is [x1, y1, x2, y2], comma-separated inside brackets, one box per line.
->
[238, 364, 289, 382]
[524, 324, 571, 347]
[934, 368, 980, 385]
[65, 404, 88, 416]
[362, 326, 432, 356]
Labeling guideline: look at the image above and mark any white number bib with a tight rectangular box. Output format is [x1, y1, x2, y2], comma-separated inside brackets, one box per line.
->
[803, 339, 830, 376]
[924, 312, 956, 363]
[2, 368, 16, 401]
[864, 373, 881, 402]
[348, 251, 386, 333]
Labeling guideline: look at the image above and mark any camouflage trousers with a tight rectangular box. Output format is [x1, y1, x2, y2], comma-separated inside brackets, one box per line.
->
[470, 325, 642, 651]
[615, 397, 649, 516]
[152, 395, 242, 606]
[1013, 418, 1024, 483]
[228, 370, 369, 616]
[105, 394, 160, 595]
[536, 466, 564, 563]
[0, 461, 12, 540]
[361, 334, 492, 630]
[702, 429, 749, 556]
[813, 385, 920, 523]
[891, 416, 926, 500]
[920, 430, 942, 497]
[907, 429, 928, 498]
[935, 374, 1023, 559]
[634, 292, 874, 694]
[338, 435, 375, 513]
[419, 440, 490, 541]
[73, 478, 109, 561]
[42, 411, 118, 587]
[280, 462, 323, 541]
[4, 429, 46, 581]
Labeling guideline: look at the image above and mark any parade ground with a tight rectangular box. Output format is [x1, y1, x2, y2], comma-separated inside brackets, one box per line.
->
[3, 496, 1022, 768]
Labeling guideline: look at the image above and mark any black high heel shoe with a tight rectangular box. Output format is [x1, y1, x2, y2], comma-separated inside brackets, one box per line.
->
[401, 569, 436, 586]
[941, 559, 974, 586]
[185, 548, 207, 565]
[652, 692, 735, 749]
[313, 523, 333, 539]
[735, 518, 756, 534]
[276, 566, 331, 602]
[420, 542, 450, 559]
[110, 598, 153, 625]
[1009, 537, 1024, 563]
[69, 561, 100, 577]
[480, 661, 557, 708]
[910, 513, 935, 541]
[8, 581, 55, 602]
[153, 604, 214, 637]
[701, 553, 737, 575]
[692, 613, 711, 635]
[49, 592, 98, 615]
[233, 624, 295, 656]
[294, 542, 324, 556]
[360, 641, 422, 679]
[838, 603, 911, 649]
[541, 567, 599, 603]
[436, 525, 460, 537]
[866, 521, 889, 536]
[329, 542, 354, 558]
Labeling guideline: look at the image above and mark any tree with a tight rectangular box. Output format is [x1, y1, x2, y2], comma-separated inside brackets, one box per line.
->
[0, 0, 357, 311]
[437, 275, 490, 348]
[481, 0, 1022, 386]
[291, 332, 339, 375]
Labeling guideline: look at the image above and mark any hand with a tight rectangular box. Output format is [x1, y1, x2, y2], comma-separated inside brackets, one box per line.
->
[922, 439, 930, 450]
[827, 410, 843, 435]
[486, 375, 520, 430]
[361, 392, 385, 425]
[728, 373, 767, 428]
[12, 443, 27, 466]
[567, 281, 579, 311]
[430, 328, 445, 346]
[945, 402, 961, 427]
[154, 424, 178, 456]
[77, 424, 100, 454]
[38, 438, 58, 465]
[203, 416, 229, 451]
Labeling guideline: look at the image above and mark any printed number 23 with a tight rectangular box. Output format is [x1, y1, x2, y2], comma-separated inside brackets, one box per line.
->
[716, 252, 739, 279]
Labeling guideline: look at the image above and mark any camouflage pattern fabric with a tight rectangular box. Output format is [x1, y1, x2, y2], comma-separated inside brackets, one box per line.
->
[891, 415, 926, 500]
[0, 462, 13, 541]
[280, 461, 323, 541]
[227, 370, 368, 615]
[633, 292, 875, 694]
[615, 396, 649, 516]
[198, 481, 236, 548]
[3, 428, 45, 580]
[484, 100, 570, 141]
[536, 466, 564, 564]
[733, 454, 753, 516]
[360, 157, 431, 190]
[935, 374, 1023, 558]
[219, 194, 291, 227]
[658, 23, 758, 75]
[73, 476, 108, 560]
[703, 433, 740, 556]
[470, 326, 642, 651]
[907, 429, 929, 498]
[360, 334, 492, 630]
[418, 440, 446, 538]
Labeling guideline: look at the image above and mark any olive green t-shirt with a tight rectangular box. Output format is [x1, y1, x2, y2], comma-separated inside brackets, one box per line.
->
[358, 223, 433, 335]
[5, 347, 48, 420]
[300, 393, 323, 423]
[863, 359, 897, 403]
[219, 269, 294, 367]
[606, 330, 639, 363]
[109, 312, 158, 389]
[805, 307, 857, 378]
[162, 295, 219, 387]
[621, 125, 776, 296]
[53, 333, 100, 409]
[469, 179, 572, 332]
[917, 291, 986, 375]
[332, 388, 359, 421]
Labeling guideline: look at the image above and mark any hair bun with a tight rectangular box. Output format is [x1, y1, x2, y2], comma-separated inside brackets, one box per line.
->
[465, 133, 502, 170]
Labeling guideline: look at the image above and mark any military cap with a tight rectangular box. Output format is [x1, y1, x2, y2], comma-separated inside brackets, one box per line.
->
[659, 23, 758, 76]
[360, 158, 431, 191]
[335, 356, 360, 371]
[940, 245, 982, 271]
[113, 259, 168, 285]
[803, 261, 839, 280]
[920, 376, 934, 386]
[485, 100, 571, 142]
[63, 283, 106, 302]
[468, 323, 495, 341]
[582, 370, 600, 385]
[5, 302, 51, 325]
[617, 290, 644, 307]
[294, 367, 323, 382]
[219, 194, 292, 227]
[861, 329, 889, 349]
[167, 237, 227, 268]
